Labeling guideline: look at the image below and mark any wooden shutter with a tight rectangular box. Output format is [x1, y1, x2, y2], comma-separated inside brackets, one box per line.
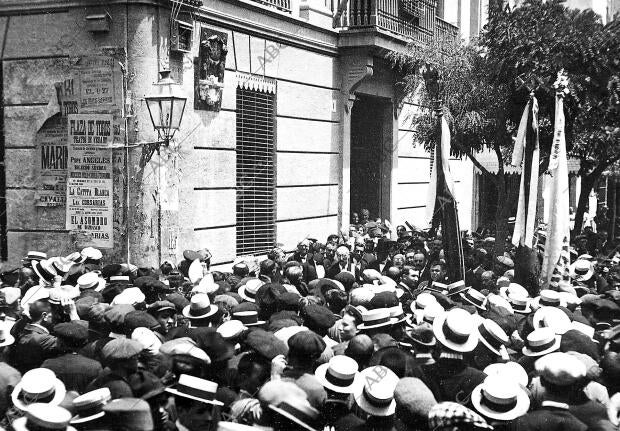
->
[236, 87, 276, 256]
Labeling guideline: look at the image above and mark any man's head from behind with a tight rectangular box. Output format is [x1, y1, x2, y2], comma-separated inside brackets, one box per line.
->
[29, 300, 52, 327]
[345, 334, 373, 369]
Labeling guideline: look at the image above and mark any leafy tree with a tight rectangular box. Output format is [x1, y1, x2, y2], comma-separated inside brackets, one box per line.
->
[391, 0, 620, 257]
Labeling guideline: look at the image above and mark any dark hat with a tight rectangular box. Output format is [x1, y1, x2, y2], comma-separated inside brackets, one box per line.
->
[560, 329, 600, 361]
[53, 322, 89, 347]
[188, 328, 234, 363]
[404, 324, 436, 347]
[256, 283, 287, 319]
[288, 330, 326, 358]
[102, 398, 154, 431]
[146, 300, 176, 315]
[165, 292, 190, 312]
[101, 339, 143, 362]
[334, 272, 356, 291]
[124, 311, 160, 333]
[276, 292, 302, 311]
[133, 276, 157, 290]
[183, 250, 202, 261]
[268, 318, 300, 332]
[270, 310, 304, 325]
[100, 283, 126, 304]
[101, 264, 123, 280]
[103, 305, 135, 328]
[301, 304, 338, 335]
[128, 371, 166, 400]
[369, 291, 399, 309]
[86, 302, 111, 324]
[75, 297, 98, 319]
[244, 328, 289, 360]
[232, 301, 260, 314]
[394, 378, 437, 427]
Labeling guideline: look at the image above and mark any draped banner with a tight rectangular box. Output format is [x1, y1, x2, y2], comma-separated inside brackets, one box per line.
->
[512, 97, 540, 248]
[425, 115, 464, 282]
[542, 75, 571, 288]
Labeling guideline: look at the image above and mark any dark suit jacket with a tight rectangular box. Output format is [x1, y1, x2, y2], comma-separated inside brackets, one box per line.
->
[13, 323, 59, 373]
[42, 353, 103, 394]
[288, 252, 318, 284]
[507, 406, 587, 431]
[421, 359, 487, 405]
[325, 254, 379, 282]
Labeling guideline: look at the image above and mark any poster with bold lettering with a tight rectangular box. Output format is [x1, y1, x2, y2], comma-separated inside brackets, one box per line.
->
[79, 56, 116, 111]
[34, 115, 68, 207]
[66, 114, 114, 248]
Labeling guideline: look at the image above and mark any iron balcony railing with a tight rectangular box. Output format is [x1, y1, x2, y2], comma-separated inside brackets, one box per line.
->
[332, 0, 458, 43]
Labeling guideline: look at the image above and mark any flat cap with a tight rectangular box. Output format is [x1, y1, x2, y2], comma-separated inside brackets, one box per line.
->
[101, 338, 143, 362]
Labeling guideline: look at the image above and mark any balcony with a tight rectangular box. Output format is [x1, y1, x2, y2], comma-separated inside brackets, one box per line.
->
[250, 0, 292, 12]
[332, 0, 458, 43]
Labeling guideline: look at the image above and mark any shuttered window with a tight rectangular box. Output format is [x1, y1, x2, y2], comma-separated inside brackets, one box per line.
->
[236, 87, 276, 256]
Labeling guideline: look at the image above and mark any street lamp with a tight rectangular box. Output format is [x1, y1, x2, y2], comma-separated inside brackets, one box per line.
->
[145, 70, 187, 145]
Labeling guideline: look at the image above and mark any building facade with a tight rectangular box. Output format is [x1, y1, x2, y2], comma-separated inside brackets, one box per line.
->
[0, 0, 475, 269]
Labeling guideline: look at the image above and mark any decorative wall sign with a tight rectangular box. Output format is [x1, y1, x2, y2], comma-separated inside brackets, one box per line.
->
[194, 27, 228, 111]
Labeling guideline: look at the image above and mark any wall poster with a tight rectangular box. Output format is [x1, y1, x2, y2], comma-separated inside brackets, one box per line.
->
[65, 114, 114, 248]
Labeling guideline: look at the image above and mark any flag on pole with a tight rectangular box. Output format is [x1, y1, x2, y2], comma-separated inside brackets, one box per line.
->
[512, 96, 540, 248]
[542, 73, 571, 288]
[425, 116, 465, 282]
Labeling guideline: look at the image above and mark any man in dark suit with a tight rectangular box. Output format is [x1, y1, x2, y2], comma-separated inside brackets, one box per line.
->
[13, 300, 59, 373]
[508, 352, 594, 431]
[41, 322, 103, 394]
[288, 239, 317, 283]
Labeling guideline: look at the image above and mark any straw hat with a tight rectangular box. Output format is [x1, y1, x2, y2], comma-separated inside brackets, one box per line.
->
[508, 294, 531, 314]
[410, 292, 437, 313]
[477, 319, 509, 356]
[483, 362, 528, 388]
[32, 259, 58, 283]
[70, 388, 111, 424]
[533, 306, 572, 335]
[315, 356, 361, 394]
[521, 328, 561, 357]
[269, 399, 322, 431]
[433, 308, 479, 353]
[238, 279, 264, 303]
[570, 259, 594, 282]
[12, 369, 67, 412]
[460, 288, 487, 311]
[0, 322, 15, 347]
[166, 374, 224, 405]
[231, 310, 266, 327]
[447, 280, 469, 297]
[182, 294, 218, 319]
[388, 303, 406, 324]
[13, 403, 76, 431]
[500, 283, 529, 299]
[354, 366, 399, 417]
[358, 308, 393, 330]
[532, 290, 563, 310]
[419, 302, 445, 325]
[471, 375, 530, 421]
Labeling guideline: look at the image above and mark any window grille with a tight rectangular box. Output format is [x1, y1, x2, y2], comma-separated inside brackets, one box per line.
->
[236, 86, 276, 256]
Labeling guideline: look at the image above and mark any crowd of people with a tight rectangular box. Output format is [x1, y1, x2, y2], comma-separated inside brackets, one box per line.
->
[0, 216, 619, 431]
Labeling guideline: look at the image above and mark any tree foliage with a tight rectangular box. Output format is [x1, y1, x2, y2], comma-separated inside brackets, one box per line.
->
[390, 0, 620, 243]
